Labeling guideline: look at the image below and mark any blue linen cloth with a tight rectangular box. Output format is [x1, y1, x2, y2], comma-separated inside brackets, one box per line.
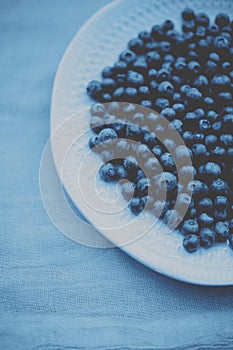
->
[1, 1, 233, 349]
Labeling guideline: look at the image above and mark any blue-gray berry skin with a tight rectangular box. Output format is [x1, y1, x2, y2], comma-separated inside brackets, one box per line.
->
[200, 228, 216, 248]
[215, 221, 230, 242]
[183, 234, 200, 253]
[129, 197, 145, 215]
[99, 163, 116, 182]
[198, 213, 214, 227]
[181, 219, 199, 235]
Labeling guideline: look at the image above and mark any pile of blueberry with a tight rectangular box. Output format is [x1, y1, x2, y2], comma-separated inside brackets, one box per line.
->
[86, 9, 233, 253]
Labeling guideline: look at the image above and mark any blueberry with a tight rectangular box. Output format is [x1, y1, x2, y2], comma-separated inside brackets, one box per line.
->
[214, 210, 228, 221]
[210, 178, 229, 195]
[149, 80, 158, 91]
[176, 193, 193, 213]
[220, 134, 233, 147]
[193, 132, 205, 143]
[153, 172, 177, 193]
[172, 103, 185, 117]
[186, 180, 208, 198]
[125, 124, 143, 141]
[89, 135, 100, 150]
[151, 24, 164, 40]
[136, 169, 146, 181]
[102, 78, 117, 93]
[186, 87, 202, 103]
[148, 68, 158, 80]
[162, 19, 174, 31]
[174, 60, 186, 74]
[144, 157, 160, 176]
[121, 181, 135, 200]
[146, 51, 161, 69]
[101, 93, 112, 102]
[129, 197, 145, 215]
[180, 165, 197, 181]
[214, 221, 230, 242]
[181, 132, 194, 146]
[211, 146, 226, 161]
[90, 103, 106, 117]
[192, 143, 208, 159]
[186, 61, 201, 77]
[127, 70, 144, 86]
[115, 140, 130, 156]
[193, 75, 209, 91]
[170, 119, 183, 133]
[87, 80, 102, 100]
[119, 50, 136, 64]
[101, 66, 113, 79]
[205, 60, 218, 77]
[143, 132, 157, 148]
[195, 26, 206, 38]
[123, 156, 138, 181]
[203, 96, 214, 109]
[157, 68, 171, 82]
[145, 40, 159, 51]
[196, 13, 209, 27]
[159, 41, 172, 54]
[157, 81, 174, 97]
[133, 59, 147, 74]
[183, 234, 200, 253]
[197, 198, 213, 214]
[213, 36, 230, 52]
[115, 165, 128, 180]
[174, 145, 192, 164]
[200, 228, 216, 247]
[182, 20, 195, 33]
[212, 121, 222, 133]
[152, 145, 163, 158]
[163, 209, 182, 229]
[136, 177, 150, 197]
[206, 111, 219, 123]
[128, 38, 144, 54]
[163, 138, 176, 151]
[160, 152, 175, 171]
[99, 162, 116, 182]
[113, 87, 125, 101]
[211, 74, 231, 92]
[182, 8, 195, 21]
[155, 98, 170, 112]
[215, 13, 230, 28]
[180, 84, 191, 97]
[184, 112, 198, 128]
[207, 24, 219, 36]
[195, 108, 205, 119]
[125, 87, 137, 101]
[132, 112, 145, 125]
[198, 213, 214, 227]
[200, 162, 222, 180]
[113, 61, 127, 74]
[140, 100, 153, 109]
[138, 30, 151, 42]
[217, 92, 232, 108]
[223, 114, 233, 130]
[161, 107, 176, 120]
[138, 86, 150, 100]
[99, 127, 117, 143]
[146, 112, 160, 126]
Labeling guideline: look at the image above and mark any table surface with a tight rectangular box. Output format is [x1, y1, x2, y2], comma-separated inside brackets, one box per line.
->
[1, 1, 233, 349]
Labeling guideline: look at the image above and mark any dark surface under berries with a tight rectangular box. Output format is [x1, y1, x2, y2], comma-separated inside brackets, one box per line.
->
[87, 9, 233, 253]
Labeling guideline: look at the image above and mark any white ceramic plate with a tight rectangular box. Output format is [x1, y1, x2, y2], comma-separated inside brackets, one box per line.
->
[50, 0, 233, 285]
